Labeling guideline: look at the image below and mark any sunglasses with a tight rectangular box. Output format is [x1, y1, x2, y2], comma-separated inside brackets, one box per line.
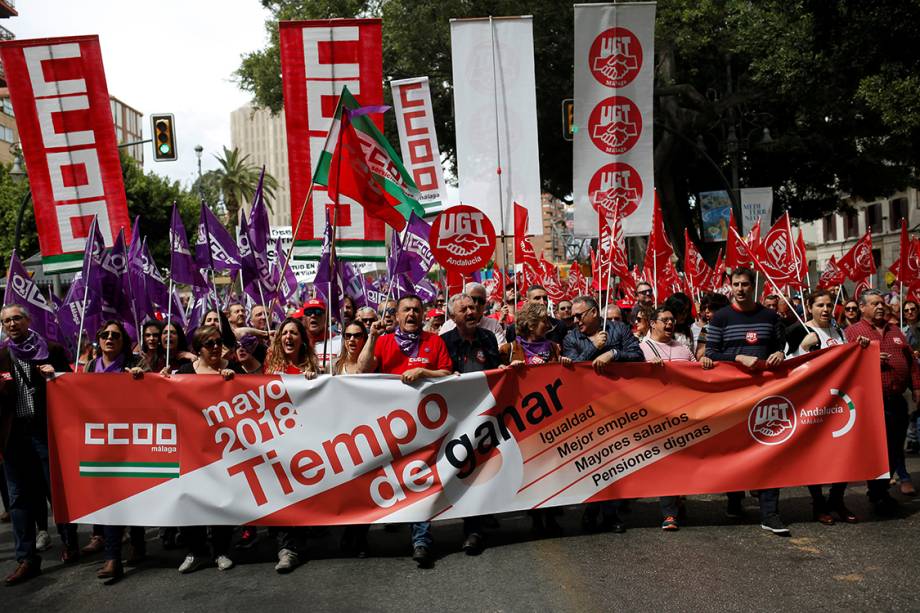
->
[384, 308, 397, 316]
[99, 331, 122, 340]
[304, 308, 325, 317]
[2, 315, 25, 324]
[572, 308, 595, 320]
[845, 306, 858, 312]
[343, 332, 367, 340]
[638, 289, 654, 296]
[360, 318, 377, 325]
[201, 338, 223, 350]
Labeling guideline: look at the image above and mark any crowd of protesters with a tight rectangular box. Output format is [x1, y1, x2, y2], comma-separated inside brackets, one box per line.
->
[1, 265, 917, 584]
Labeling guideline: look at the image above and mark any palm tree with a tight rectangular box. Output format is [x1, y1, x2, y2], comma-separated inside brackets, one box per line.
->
[212, 146, 279, 223]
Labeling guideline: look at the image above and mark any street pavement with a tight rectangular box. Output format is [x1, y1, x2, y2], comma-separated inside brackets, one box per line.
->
[3, 457, 920, 612]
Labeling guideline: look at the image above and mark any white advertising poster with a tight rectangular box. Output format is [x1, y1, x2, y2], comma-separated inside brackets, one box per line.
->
[390, 77, 448, 216]
[450, 16, 542, 236]
[573, 2, 656, 237]
[740, 187, 774, 235]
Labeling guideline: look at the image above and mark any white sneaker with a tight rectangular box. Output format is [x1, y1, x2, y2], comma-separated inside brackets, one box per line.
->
[274, 548, 299, 574]
[35, 530, 52, 552]
[178, 554, 207, 574]
[215, 554, 234, 571]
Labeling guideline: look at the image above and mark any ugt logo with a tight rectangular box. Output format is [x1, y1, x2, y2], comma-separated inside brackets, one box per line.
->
[436, 211, 489, 257]
[589, 27, 643, 88]
[748, 396, 797, 445]
[589, 162, 643, 218]
[588, 96, 642, 155]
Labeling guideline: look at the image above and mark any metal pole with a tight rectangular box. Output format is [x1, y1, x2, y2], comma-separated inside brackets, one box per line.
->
[489, 16, 510, 298]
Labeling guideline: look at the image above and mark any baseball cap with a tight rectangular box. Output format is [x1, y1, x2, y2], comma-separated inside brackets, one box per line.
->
[303, 298, 326, 311]
[426, 308, 445, 319]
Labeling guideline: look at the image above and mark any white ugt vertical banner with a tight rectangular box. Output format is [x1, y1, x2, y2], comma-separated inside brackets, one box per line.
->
[390, 77, 448, 217]
[574, 3, 656, 237]
[450, 17, 542, 236]
[740, 187, 774, 236]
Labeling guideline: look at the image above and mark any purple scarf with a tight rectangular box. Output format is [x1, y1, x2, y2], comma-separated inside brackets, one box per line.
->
[93, 354, 126, 373]
[518, 338, 552, 365]
[3, 330, 49, 362]
[394, 327, 421, 358]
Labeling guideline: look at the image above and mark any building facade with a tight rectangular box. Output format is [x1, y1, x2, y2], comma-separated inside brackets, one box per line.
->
[230, 103, 291, 227]
[799, 188, 919, 289]
[110, 96, 143, 163]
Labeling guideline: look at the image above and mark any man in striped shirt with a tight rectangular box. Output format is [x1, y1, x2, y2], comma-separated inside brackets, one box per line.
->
[705, 267, 790, 536]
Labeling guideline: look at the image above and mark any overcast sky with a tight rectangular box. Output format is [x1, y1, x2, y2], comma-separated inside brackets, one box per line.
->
[11, 0, 270, 188]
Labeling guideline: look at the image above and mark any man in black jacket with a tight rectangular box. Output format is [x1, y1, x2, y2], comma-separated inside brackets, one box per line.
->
[562, 295, 644, 533]
[440, 294, 502, 555]
[505, 285, 568, 346]
[0, 304, 77, 585]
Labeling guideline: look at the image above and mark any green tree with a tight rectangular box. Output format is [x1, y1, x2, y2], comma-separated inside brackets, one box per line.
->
[120, 150, 199, 267]
[213, 146, 279, 224]
[0, 163, 37, 264]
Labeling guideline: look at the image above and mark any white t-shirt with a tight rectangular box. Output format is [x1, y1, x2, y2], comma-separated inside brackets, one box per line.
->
[313, 336, 342, 373]
[789, 323, 846, 357]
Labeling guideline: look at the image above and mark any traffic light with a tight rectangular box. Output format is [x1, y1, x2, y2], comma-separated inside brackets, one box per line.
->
[562, 99, 575, 141]
[151, 113, 177, 161]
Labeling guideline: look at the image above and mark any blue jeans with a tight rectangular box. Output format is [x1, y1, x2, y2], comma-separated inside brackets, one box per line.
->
[2, 419, 77, 562]
[410, 522, 431, 547]
[727, 488, 780, 521]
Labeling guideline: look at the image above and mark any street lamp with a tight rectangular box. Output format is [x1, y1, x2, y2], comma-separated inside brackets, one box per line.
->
[194, 144, 204, 201]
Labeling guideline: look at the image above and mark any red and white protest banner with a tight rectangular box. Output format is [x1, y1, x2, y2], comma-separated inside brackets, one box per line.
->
[48, 344, 886, 526]
[390, 77, 447, 216]
[450, 17, 542, 236]
[574, 3, 655, 237]
[430, 205, 496, 274]
[0, 35, 130, 272]
[279, 19, 385, 261]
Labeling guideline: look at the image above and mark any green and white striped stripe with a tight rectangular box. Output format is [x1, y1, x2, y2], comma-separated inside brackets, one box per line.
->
[79, 461, 180, 479]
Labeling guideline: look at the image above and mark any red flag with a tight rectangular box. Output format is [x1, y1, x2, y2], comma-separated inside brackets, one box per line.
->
[817, 254, 846, 289]
[642, 192, 675, 300]
[488, 270, 505, 303]
[837, 230, 876, 282]
[726, 211, 760, 270]
[706, 249, 725, 292]
[514, 203, 531, 262]
[853, 277, 872, 301]
[794, 229, 808, 287]
[328, 114, 407, 231]
[683, 229, 712, 292]
[753, 213, 799, 287]
[895, 219, 920, 286]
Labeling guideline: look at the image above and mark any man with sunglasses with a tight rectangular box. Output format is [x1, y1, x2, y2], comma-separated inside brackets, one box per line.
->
[629, 282, 655, 324]
[0, 304, 78, 585]
[378, 300, 398, 334]
[563, 295, 643, 533]
[438, 283, 507, 345]
[505, 285, 568, 346]
[557, 300, 575, 330]
[355, 306, 378, 329]
[300, 298, 341, 373]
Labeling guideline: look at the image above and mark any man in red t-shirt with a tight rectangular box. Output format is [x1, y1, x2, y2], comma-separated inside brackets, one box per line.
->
[359, 295, 451, 566]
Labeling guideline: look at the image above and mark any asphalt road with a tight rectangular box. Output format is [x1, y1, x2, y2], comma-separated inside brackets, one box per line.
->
[3, 458, 920, 612]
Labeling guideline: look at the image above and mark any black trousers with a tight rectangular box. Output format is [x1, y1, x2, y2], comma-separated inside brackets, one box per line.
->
[867, 394, 909, 501]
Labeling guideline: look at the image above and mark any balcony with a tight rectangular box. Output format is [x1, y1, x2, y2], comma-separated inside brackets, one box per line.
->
[0, 24, 13, 41]
[0, 1, 16, 19]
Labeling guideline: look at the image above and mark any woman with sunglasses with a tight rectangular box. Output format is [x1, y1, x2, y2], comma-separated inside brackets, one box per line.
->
[334, 321, 370, 374]
[172, 326, 241, 574]
[84, 320, 148, 581]
[840, 300, 860, 328]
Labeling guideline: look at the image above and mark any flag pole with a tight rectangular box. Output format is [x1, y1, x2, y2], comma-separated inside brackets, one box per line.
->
[488, 15, 510, 309]
[73, 273, 91, 373]
[165, 278, 174, 369]
[753, 263, 806, 326]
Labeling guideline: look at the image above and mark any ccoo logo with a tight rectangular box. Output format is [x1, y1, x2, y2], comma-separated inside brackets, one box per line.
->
[589, 162, 643, 218]
[588, 96, 642, 155]
[748, 396, 797, 445]
[588, 27, 643, 88]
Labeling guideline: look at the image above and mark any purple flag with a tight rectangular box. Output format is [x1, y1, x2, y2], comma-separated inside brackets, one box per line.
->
[100, 228, 136, 327]
[4, 251, 60, 343]
[138, 238, 169, 312]
[313, 211, 343, 319]
[197, 202, 241, 272]
[247, 168, 273, 286]
[82, 216, 106, 295]
[394, 212, 434, 283]
[169, 204, 205, 287]
[58, 272, 103, 354]
[237, 213, 265, 304]
[341, 262, 366, 308]
[273, 237, 299, 304]
[415, 278, 438, 303]
[168, 287, 188, 331]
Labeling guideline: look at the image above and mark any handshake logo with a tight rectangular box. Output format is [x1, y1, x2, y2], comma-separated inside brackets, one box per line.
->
[589, 27, 643, 88]
[589, 98, 641, 155]
[748, 396, 797, 446]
